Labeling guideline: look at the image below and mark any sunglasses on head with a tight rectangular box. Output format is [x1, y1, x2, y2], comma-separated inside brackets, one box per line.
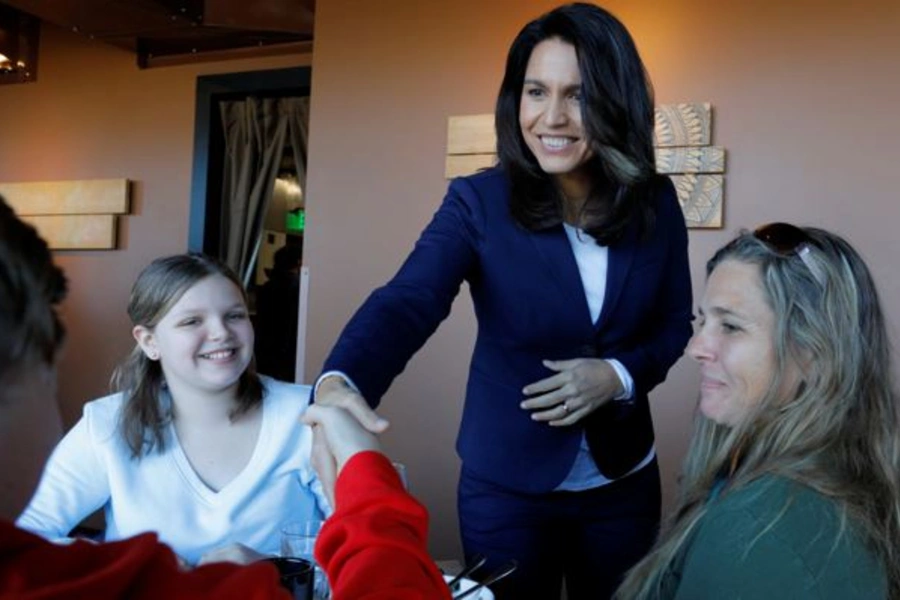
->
[753, 222, 825, 286]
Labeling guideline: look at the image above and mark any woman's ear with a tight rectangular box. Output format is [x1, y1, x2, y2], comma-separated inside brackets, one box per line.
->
[133, 325, 159, 361]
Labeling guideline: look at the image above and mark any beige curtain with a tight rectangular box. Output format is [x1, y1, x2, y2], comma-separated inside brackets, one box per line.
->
[219, 96, 310, 286]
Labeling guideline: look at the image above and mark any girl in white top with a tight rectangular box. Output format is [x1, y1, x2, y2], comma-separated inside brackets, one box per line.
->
[18, 254, 328, 566]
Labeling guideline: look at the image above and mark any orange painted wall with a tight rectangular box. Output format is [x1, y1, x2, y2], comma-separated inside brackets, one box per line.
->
[303, 0, 900, 560]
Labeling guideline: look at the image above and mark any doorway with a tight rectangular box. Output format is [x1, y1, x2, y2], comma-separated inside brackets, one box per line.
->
[188, 66, 311, 383]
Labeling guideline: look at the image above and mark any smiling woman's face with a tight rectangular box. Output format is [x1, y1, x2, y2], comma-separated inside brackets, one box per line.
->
[519, 38, 593, 189]
[686, 260, 793, 427]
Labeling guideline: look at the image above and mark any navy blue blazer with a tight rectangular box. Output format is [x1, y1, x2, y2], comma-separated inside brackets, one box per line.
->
[323, 167, 693, 493]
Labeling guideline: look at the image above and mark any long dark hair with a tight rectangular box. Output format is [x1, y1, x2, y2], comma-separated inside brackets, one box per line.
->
[112, 253, 264, 458]
[496, 3, 660, 244]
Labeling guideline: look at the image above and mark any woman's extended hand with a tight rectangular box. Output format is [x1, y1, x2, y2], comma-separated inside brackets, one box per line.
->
[314, 375, 390, 434]
[520, 359, 624, 426]
[301, 404, 383, 507]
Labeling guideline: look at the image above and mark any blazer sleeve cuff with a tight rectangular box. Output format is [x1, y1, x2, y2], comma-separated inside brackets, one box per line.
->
[606, 359, 635, 402]
[313, 370, 361, 401]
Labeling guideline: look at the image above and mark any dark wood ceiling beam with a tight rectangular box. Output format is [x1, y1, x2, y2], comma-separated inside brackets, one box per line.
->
[0, 0, 314, 66]
[202, 0, 312, 34]
[1, 0, 200, 37]
[136, 29, 309, 57]
[139, 39, 311, 68]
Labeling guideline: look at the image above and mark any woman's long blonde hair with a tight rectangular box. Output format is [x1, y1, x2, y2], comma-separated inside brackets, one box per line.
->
[617, 227, 900, 598]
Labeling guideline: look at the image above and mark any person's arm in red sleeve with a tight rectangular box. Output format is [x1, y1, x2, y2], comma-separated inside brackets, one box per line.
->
[301, 403, 449, 600]
[315, 451, 450, 600]
[0, 520, 289, 600]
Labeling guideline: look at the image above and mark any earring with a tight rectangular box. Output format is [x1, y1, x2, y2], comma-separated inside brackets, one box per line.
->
[148, 351, 159, 360]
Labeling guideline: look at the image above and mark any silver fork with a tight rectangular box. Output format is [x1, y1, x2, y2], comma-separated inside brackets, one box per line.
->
[452, 560, 518, 600]
[446, 554, 486, 592]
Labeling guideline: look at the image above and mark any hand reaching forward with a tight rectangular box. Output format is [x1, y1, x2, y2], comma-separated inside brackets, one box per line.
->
[520, 358, 624, 426]
[314, 375, 390, 434]
[301, 404, 383, 507]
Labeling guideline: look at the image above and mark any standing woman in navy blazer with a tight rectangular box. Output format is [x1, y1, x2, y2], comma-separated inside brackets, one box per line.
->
[314, 4, 693, 598]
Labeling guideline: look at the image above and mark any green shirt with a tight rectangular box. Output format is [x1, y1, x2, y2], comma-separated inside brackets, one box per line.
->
[663, 475, 886, 599]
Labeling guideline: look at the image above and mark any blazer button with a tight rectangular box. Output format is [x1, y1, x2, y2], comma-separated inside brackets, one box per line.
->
[578, 344, 598, 358]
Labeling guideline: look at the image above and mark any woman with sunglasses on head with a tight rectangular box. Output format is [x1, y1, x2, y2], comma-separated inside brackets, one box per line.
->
[617, 224, 900, 599]
[314, 3, 693, 598]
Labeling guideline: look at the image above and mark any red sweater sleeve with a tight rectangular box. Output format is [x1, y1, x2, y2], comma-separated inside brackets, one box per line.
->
[315, 451, 451, 599]
[0, 520, 288, 599]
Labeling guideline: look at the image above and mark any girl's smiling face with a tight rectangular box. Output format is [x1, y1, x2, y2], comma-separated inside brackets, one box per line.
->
[134, 274, 253, 397]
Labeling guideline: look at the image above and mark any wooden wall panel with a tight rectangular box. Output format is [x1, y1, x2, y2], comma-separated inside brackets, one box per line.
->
[446, 115, 496, 154]
[670, 174, 723, 228]
[0, 179, 130, 215]
[655, 146, 725, 174]
[653, 103, 712, 147]
[445, 154, 497, 178]
[0, 178, 130, 249]
[19, 214, 118, 250]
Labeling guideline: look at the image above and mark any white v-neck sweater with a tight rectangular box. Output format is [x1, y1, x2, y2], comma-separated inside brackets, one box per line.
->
[17, 376, 329, 565]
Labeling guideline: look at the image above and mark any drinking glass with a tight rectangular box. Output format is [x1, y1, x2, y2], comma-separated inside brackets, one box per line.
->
[282, 520, 329, 599]
[263, 556, 314, 600]
[392, 461, 410, 491]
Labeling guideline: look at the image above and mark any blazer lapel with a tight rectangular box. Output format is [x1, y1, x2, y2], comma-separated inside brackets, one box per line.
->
[528, 225, 592, 325]
[595, 228, 637, 331]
